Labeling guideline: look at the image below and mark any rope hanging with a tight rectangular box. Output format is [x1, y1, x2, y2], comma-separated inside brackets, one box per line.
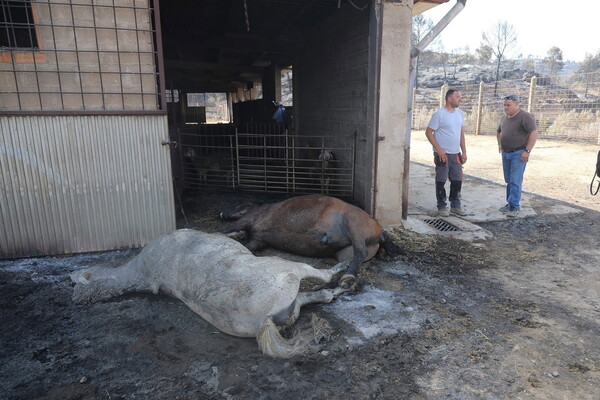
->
[243, 0, 250, 32]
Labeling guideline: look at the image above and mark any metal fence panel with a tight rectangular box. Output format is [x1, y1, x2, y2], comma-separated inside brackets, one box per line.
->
[413, 71, 600, 144]
[236, 130, 355, 197]
[178, 124, 237, 190]
[177, 123, 355, 196]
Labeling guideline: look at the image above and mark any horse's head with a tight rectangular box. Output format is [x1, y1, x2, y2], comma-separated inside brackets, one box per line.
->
[318, 149, 334, 162]
[219, 202, 260, 220]
[183, 147, 196, 159]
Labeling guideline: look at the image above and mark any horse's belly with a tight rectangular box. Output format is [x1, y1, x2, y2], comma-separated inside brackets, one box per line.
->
[265, 233, 344, 257]
[157, 267, 299, 338]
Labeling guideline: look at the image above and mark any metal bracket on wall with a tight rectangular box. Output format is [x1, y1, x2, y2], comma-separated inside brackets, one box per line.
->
[377, 136, 385, 142]
[161, 140, 178, 148]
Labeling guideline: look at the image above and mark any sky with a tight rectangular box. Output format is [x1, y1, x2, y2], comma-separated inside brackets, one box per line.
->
[421, 0, 600, 62]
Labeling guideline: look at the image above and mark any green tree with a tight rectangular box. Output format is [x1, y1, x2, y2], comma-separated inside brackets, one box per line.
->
[522, 58, 536, 72]
[577, 51, 600, 96]
[578, 51, 600, 74]
[475, 44, 493, 65]
[481, 21, 518, 95]
[545, 46, 564, 76]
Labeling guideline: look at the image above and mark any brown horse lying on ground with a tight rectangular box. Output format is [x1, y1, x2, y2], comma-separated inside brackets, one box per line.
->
[220, 194, 402, 287]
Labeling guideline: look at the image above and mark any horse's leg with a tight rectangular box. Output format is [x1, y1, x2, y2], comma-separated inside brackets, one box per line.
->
[221, 218, 249, 234]
[339, 239, 368, 288]
[245, 238, 267, 252]
[338, 217, 382, 288]
[225, 230, 246, 241]
[272, 286, 349, 327]
[289, 261, 348, 283]
[224, 232, 265, 252]
[258, 263, 349, 358]
[336, 243, 379, 263]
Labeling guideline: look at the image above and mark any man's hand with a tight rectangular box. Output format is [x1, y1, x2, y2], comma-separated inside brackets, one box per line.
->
[461, 154, 467, 164]
[437, 149, 448, 163]
[521, 151, 530, 162]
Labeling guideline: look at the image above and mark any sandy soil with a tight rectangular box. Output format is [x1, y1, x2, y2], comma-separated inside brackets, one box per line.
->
[1, 137, 600, 399]
[410, 133, 600, 212]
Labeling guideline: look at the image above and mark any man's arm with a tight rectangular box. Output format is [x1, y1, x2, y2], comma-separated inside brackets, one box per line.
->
[521, 129, 539, 162]
[496, 126, 502, 153]
[459, 125, 467, 164]
[425, 127, 447, 162]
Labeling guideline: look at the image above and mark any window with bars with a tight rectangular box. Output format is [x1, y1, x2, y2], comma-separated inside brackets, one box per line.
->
[0, 0, 38, 49]
[0, 0, 165, 113]
[166, 89, 179, 103]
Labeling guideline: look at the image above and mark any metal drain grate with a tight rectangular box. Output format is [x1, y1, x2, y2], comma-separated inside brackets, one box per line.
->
[423, 218, 460, 232]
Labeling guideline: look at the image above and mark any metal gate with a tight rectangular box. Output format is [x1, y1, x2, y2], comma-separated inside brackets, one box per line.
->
[178, 123, 355, 196]
[178, 124, 237, 190]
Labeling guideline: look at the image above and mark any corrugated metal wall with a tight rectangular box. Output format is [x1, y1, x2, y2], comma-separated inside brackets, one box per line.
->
[0, 115, 175, 259]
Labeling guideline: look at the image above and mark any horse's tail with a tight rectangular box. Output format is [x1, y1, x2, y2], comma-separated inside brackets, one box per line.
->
[256, 314, 332, 358]
[379, 232, 405, 258]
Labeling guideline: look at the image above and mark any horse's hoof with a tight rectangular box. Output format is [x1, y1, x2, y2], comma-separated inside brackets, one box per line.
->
[332, 285, 351, 297]
[339, 274, 356, 289]
[226, 231, 246, 241]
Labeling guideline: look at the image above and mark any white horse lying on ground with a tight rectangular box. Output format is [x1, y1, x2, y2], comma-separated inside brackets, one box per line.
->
[70, 229, 349, 358]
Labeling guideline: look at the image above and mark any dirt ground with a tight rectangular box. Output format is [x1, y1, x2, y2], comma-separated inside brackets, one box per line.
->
[1, 135, 600, 400]
[410, 133, 600, 212]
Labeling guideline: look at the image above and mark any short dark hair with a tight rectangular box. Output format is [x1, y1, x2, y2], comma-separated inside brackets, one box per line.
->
[445, 89, 458, 101]
[503, 94, 520, 102]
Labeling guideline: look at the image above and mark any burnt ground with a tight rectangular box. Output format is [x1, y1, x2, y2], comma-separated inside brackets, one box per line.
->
[1, 188, 600, 400]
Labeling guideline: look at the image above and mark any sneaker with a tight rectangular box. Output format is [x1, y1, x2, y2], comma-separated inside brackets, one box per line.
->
[507, 208, 520, 217]
[438, 208, 449, 217]
[498, 204, 511, 212]
[450, 207, 467, 216]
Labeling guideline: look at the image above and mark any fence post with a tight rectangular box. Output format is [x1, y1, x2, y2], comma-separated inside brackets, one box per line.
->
[440, 84, 448, 108]
[412, 87, 417, 129]
[475, 81, 484, 135]
[528, 76, 537, 113]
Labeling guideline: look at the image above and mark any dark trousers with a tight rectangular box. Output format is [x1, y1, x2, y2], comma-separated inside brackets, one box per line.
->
[434, 152, 463, 209]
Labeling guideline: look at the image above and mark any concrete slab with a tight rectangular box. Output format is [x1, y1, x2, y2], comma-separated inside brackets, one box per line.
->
[403, 162, 581, 241]
[401, 215, 493, 242]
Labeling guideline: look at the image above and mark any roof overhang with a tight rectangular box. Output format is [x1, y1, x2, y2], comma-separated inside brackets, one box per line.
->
[413, 0, 449, 15]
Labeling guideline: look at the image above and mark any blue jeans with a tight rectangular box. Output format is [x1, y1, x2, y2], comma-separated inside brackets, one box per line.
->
[502, 150, 527, 209]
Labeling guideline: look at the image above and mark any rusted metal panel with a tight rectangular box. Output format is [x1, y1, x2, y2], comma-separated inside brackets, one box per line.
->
[0, 115, 175, 259]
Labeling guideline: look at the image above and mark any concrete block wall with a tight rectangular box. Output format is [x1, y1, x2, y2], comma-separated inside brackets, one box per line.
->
[295, 6, 372, 208]
[0, 0, 157, 111]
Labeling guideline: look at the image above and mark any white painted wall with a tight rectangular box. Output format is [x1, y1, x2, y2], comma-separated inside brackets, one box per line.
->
[373, 0, 414, 225]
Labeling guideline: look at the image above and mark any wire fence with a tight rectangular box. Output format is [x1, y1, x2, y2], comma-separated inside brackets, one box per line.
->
[0, 0, 163, 113]
[412, 71, 600, 144]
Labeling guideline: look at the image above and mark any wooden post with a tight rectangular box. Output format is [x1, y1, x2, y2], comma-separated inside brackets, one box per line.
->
[440, 84, 448, 108]
[412, 87, 417, 129]
[528, 76, 537, 113]
[475, 81, 484, 135]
